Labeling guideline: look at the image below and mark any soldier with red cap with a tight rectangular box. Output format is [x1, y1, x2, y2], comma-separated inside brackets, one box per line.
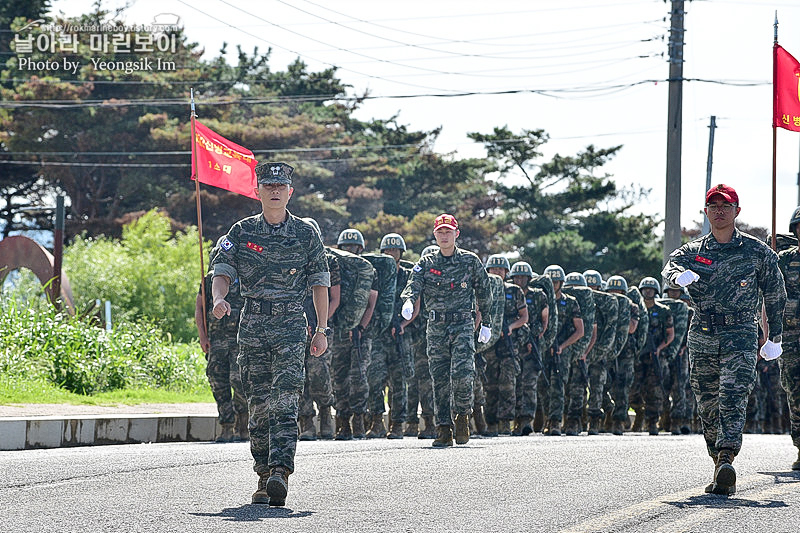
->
[663, 184, 786, 496]
[400, 214, 493, 447]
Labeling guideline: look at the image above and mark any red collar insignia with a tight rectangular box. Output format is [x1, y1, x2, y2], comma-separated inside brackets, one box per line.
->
[429, 268, 442, 276]
[694, 255, 712, 265]
[247, 242, 264, 253]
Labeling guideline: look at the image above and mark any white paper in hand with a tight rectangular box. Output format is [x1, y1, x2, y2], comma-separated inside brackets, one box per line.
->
[478, 325, 492, 343]
[401, 299, 414, 320]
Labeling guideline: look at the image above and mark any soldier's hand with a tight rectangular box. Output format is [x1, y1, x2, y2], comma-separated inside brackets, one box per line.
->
[760, 340, 782, 361]
[477, 325, 492, 343]
[401, 299, 414, 320]
[310, 332, 328, 357]
[675, 269, 700, 287]
[212, 298, 231, 319]
[199, 337, 210, 354]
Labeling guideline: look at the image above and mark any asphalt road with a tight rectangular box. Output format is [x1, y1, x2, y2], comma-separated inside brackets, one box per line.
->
[2, 432, 799, 532]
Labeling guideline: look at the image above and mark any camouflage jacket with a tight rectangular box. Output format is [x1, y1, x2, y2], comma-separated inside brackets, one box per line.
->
[778, 246, 800, 342]
[657, 297, 689, 360]
[477, 273, 506, 352]
[588, 290, 618, 362]
[554, 291, 581, 349]
[304, 247, 340, 330]
[211, 209, 330, 302]
[663, 229, 786, 347]
[642, 300, 673, 355]
[609, 292, 632, 358]
[401, 246, 492, 321]
[524, 286, 548, 339]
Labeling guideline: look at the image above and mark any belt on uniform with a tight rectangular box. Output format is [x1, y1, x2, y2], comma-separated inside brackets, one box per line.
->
[244, 298, 303, 315]
[428, 310, 474, 322]
[696, 311, 753, 332]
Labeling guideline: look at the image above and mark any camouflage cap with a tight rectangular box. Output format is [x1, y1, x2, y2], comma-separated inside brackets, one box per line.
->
[255, 161, 294, 185]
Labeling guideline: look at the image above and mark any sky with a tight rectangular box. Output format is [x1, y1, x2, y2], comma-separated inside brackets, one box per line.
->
[43, 0, 800, 235]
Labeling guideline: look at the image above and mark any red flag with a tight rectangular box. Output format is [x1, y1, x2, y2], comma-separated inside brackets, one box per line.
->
[774, 45, 800, 132]
[191, 120, 258, 199]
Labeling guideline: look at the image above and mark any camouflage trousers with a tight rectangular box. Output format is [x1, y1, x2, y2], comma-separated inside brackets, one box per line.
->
[427, 320, 476, 427]
[663, 353, 690, 421]
[299, 336, 334, 418]
[206, 327, 247, 424]
[565, 359, 588, 421]
[779, 343, 800, 448]
[690, 345, 757, 457]
[542, 347, 573, 422]
[237, 313, 306, 474]
[484, 346, 519, 424]
[515, 353, 541, 419]
[610, 341, 636, 422]
[406, 326, 434, 422]
[749, 359, 783, 425]
[631, 351, 668, 422]
[586, 360, 610, 419]
[330, 330, 371, 416]
[367, 332, 408, 422]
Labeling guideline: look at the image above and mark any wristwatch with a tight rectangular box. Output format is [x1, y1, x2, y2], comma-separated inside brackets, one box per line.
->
[771, 335, 782, 344]
[315, 326, 333, 337]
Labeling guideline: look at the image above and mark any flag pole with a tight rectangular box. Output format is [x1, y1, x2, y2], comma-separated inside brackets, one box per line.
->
[772, 12, 779, 251]
[191, 88, 208, 335]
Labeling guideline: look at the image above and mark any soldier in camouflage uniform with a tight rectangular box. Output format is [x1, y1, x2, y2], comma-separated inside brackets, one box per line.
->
[195, 239, 248, 442]
[663, 184, 785, 495]
[631, 277, 674, 435]
[482, 255, 528, 435]
[365, 233, 413, 439]
[330, 228, 379, 440]
[511, 261, 548, 436]
[211, 162, 330, 506]
[563, 272, 595, 436]
[582, 270, 618, 435]
[778, 206, 800, 469]
[541, 265, 584, 436]
[606, 276, 642, 435]
[474, 269, 508, 436]
[660, 282, 691, 435]
[298, 218, 339, 441]
[401, 214, 493, 447]
[404, 245, 439, 439]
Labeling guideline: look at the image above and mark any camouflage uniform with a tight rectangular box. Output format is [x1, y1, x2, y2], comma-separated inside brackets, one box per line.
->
[299, 248, 339, 421]
[484, 282, 527, 425]
[516, 287, 547, 423]
[610, 289, 645, 424]
[402, 246, 492, 428]
[663, 228, 786, 457]
[200, 273, 247, 426]
[406, 301, 434, 427]
[367, 263, 412, 424]
[544, 292, 581, 425]
[331, 272, 379, 420]
[474, 273, 506, 430]
[778, 246, 800, 447]
[630, 300, 673, 426]
[657, 296, 690, 431]
[563, 286, 594, 428]
[212, 210, 329, 475]
[585, 290, 618, 424]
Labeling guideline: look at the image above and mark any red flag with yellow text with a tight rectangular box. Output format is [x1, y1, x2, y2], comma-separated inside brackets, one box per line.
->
[191, 120, 258, 199]
[774, 45, 800, 132]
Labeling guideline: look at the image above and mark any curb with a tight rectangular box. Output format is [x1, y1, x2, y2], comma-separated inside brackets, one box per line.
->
[0, 414, 222, 451]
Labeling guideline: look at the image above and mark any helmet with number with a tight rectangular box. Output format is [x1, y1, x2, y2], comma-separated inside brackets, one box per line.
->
[583, 269, 603, 288]
[337, 228, 365, 247]
[485, 254, 511, 271]
[510, 261, 534, 278]
[564, 272, 587, 287]
[790, 206, 800, 233]
[302, 217, 322, 238]
[421, 245, 440, 257]
[606, 275, 628, 293]
[543, 265, 566, 282]
[380, 233, 406, 251]
[638, 276, 661, 294]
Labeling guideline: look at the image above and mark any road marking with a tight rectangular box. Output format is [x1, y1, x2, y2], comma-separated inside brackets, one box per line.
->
[560, 475, 766, 533]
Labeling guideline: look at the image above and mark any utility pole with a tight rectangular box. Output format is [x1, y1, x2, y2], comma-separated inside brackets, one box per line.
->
[663, 0, 686, 262]
[702, 116, 717, 235]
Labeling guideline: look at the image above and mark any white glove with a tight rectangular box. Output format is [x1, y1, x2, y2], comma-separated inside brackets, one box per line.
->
[478, 325, 492, 344]
[401, 299, 414, 320]
[675, 270, 700, 287]
[760, 340, 782, 360]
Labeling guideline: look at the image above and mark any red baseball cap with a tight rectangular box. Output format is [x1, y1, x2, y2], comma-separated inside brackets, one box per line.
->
[706, 184, 738, 204]
[433, 213, 458, 231]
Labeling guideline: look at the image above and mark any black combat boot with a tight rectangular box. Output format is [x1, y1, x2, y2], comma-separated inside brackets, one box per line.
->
[298, 415, 317, 441]
[365, 413, 386, 439]
[432, 425, 454, 448]
[647, 419, 659, 436]
[548, 419, 562, 436]
[387, 419, 404, 439]
[318, 406, 334, 439]
[234, 412, 250, 442]
[711, 449, 736, 496]
[518, 416, 534, 436]
[216, 423, 235, 443]
[252, 472, 270, 504]
[564, 418, 580, 436]
[351, 413, 366, 439]
[418, 416, 436, 439]
[612, 420, 625, 436]
[498, 419, 512, 435]
[472, 406, 488, 436]
[404, 420, 419, 437]
[631, 410, 644, 432]
[587, 416, 603, 436]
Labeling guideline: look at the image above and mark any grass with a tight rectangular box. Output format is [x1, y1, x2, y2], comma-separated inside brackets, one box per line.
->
[0, 376, 214, 405]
